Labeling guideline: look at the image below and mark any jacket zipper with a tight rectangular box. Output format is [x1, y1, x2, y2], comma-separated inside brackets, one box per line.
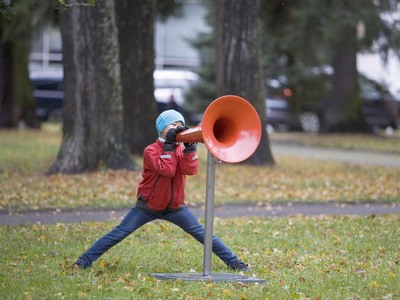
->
[166, 178, 174, 209]
[145, 175, 161, 203]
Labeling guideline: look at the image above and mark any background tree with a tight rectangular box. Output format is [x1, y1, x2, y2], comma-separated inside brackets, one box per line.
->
[320, 4, 363, 132]
[115, 0, 157, 155]
[214, 0, 273, 165]
[116, 0, 182, 155]
[317, 0, 398, 132]
[186, 2, 216, 114]
[47, 1, 134, 174]
[0, 0, 41, 128]
[261, 0, 400, 133]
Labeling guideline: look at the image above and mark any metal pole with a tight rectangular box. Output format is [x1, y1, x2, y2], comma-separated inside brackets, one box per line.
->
[203, 150, 216, 276]
[150, 149, 265, 283]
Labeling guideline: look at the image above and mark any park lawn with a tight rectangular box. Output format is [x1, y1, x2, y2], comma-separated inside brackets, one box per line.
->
[0, 215, 399, 299]
[1, 128, 400, 212]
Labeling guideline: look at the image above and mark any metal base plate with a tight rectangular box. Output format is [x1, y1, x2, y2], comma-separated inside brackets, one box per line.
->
[150, 272, 266, 283]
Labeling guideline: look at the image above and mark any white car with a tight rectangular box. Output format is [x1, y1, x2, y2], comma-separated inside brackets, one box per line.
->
[154, 69, 199, 107]
[154, 69, 200, 124]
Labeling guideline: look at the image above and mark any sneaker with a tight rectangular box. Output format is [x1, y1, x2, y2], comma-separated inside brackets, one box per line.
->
[228, 260, 250, 272]
[70, 262, 89, 270]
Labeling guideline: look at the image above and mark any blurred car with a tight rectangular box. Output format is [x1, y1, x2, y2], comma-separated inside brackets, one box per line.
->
[265, 78, 302, 131]
[266, 98, 300, 131]
[153, 69, 200, 124]
[265, 76, 400, 132]
[30, 70, 64, 122]
[30, 69, 199, 123]
[358, 78, 399, 130]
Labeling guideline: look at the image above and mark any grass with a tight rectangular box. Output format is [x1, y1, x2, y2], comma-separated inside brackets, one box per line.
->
[1, 126, 400, 299]
[0, 125, 61, 173]
[1, 127, 400, 212]
[0, 215, 399, 299]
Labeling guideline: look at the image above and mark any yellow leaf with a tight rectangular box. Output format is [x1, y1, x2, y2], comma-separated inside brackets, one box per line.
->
[368, 281, 380, 289]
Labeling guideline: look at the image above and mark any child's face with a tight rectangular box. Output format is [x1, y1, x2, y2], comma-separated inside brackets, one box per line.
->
[161, 121, 184, 139]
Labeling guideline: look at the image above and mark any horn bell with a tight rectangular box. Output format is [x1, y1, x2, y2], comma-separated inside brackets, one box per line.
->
[176, 95, 262, 163]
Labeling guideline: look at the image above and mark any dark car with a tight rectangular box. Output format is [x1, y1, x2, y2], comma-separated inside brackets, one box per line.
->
[266, 98, 300, 131]
[265, 76, 400, 132]
[265, 78, 302, 131]
[30, 70, 64, 122]
[358, 78, 399, 130]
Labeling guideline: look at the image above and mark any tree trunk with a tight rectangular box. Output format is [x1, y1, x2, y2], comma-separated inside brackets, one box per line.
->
[115, 0, 158, 155]
[0, 0, 39, 128]
[47, 1, 134, 174]
[215, 0, 274, 165]
[13, 34, 39, 128]
[0, 31, 14, 127]
[320, 21, 368, 132]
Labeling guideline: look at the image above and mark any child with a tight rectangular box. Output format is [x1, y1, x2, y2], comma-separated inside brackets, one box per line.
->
[72, 109, 249, 272]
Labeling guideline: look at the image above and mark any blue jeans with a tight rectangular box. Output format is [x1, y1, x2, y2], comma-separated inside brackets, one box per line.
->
[76, 206, 238, 268]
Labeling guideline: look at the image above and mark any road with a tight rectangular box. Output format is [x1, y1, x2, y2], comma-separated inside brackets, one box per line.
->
[1, 202, 399, 226]
[270, 143, 400, 167]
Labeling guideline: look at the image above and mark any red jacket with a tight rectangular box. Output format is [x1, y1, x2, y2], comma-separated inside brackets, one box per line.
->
[137, 139, 198, 211]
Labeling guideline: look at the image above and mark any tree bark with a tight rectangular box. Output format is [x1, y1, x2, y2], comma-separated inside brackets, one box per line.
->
[215, 0, 274, 165]
[0, 31, 14, 127]
[48, 1, 134, 174]
[115, 0, 158, 155]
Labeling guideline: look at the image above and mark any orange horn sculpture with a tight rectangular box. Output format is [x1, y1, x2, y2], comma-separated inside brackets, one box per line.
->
[176, 95, 262, 163]
[151, 95, 267, 282]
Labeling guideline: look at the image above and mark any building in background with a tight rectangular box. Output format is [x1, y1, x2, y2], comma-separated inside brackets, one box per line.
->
[29, 0, 208, 72]
[155, 1, 208, 69]
[29, 0, 399, 99]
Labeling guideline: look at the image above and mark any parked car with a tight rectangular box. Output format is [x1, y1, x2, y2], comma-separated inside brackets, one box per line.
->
[266, 98, 300, 131]
[30, 69, 199, 123]
[265, 78, 302, 131]
[30, 70, 64, 122]
[358, 78, 399, 130]
[153, 69, 200, 124]
[265, 75, 400, 132]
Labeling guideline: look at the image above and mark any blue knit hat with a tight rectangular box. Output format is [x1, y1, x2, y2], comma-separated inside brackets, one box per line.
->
[155, 109, 185, 136]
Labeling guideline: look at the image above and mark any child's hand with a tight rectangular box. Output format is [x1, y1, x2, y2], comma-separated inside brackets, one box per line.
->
[183, 142, 197, 153]
[165, 126, 186, 143]
[164, 127, 186, 152]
